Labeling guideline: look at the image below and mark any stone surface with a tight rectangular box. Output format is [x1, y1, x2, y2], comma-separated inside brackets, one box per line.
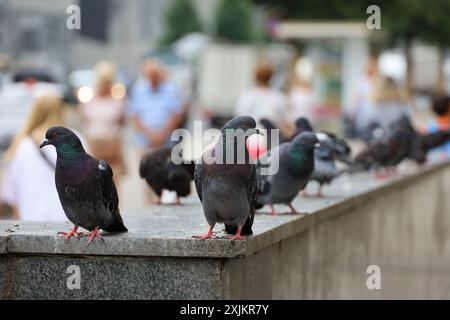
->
[0, 256, 223, 299]
[1, 161, 446, 259]
[223, 162, 450, 299]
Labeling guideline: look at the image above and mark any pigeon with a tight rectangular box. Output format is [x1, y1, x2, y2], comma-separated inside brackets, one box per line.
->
[259, 118, 289, 148]
[309, 134, 352, 196]
[193, 116, 259, 240]
[40, 126, 127, 244]
[408, 130, 450, 164]
[352, 117, 450, 174]
[139, 146, 195, 205]
[352, 117, 417, 174]
[294, 117, 353, 197]
[256, 131, 329, 215]
[259, 117, 314, 147]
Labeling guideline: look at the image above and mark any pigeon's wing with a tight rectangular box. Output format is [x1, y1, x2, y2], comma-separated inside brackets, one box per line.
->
[225, 165, 257, 236]
[139, 151, 170, 196]
[167, 164, 193, 197]
[98, 159, 127, 232]
[194, 163, 204, 203]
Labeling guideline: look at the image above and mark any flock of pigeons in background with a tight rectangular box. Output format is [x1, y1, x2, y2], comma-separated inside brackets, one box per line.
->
[39, 114, 450, 244]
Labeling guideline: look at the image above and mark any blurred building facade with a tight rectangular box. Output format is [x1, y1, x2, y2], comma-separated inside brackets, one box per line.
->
[0, 0, 218, 77]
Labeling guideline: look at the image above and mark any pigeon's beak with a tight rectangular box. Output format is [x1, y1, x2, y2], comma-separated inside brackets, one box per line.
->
[255, 128, 264, 136]
[39, 140, 50, 148]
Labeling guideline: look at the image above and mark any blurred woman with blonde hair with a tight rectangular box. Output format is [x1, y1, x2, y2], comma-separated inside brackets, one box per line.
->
[79, 60, 126, 185]
[1, 94, 67, 220]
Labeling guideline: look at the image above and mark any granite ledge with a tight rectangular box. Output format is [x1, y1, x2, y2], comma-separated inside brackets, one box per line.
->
[0, 160, 449, 259]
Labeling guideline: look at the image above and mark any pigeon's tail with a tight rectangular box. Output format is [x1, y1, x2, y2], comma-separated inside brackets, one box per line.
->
[255, 202, 264, 210]
[106, 211, 128, 232]
[421, 131, 450, 153]
[224, 213, 254, 236]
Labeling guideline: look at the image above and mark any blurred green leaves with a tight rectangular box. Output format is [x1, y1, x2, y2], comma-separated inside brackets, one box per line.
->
[160, 0, 203, 47]
[215, 0, 255, 42]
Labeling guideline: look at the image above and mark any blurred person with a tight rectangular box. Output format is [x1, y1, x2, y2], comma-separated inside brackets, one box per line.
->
[351, 56, 379, 139]
[129, 59, 183, 148]
[368, 76, 411, 133]
[425, 94, 450, 154]
[0, 94, 66, 221]
[235, 60, 293, 136]
[79, 61, 126, 184]
[289, 58, 319, 124]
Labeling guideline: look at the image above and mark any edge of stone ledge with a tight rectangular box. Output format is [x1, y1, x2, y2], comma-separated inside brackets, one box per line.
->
[0, 232, 7, 254]
[1, 161, 448, 259]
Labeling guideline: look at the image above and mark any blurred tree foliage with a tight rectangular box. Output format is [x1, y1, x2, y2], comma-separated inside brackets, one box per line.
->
[215, 0, 255, 42]
[254, 0, 450, 92]
[160, 0, 203, 47]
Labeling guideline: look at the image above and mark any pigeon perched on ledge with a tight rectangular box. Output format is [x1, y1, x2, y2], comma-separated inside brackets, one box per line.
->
[193, 116, 259, 240]
[256, 132, 328, 215]
[294, 117, 353, 197]
[40, 126, 127, 245]
[352, 117, 450, 174]
[139, 146, 195, 205]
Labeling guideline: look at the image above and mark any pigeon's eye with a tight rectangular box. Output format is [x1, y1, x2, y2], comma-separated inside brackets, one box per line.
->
[52, 133, 58, 138]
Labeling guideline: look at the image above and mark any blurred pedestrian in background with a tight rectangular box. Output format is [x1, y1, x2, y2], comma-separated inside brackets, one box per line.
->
[79, 61, 127, 185]
[368, 75, 411, 133]
[427, 94, 450, 154]
[235, 60, 293, 136]
[0, 94, 67, 221]
[289, 57, 319, 124]
[129, 58, 183, 149]
[351, 56, 379, 140]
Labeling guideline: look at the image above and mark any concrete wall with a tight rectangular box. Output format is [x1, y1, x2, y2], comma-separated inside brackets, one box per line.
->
[1, 162, 449, 299]
[223, 164, 450, 299]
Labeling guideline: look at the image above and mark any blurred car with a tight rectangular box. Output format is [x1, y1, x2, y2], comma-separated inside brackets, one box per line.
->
[67, 67, 133, 104]
[0, 71, 67, 153]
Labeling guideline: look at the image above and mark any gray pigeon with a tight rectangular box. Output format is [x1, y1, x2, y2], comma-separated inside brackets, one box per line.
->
[310, 139, 351, 197]
[193, 116, 259, 240]
[256, 132, 330, 215]
[40, 126, 127, 245]
[292, 117, 352, 197]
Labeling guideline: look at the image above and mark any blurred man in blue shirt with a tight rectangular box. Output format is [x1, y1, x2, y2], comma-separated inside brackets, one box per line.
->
[129, 59, 183, 147]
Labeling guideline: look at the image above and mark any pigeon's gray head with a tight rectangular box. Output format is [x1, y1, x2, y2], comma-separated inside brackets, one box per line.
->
[295, 117, 313, 133]
[292, 132, 319, 148]
[40, 126, 83, 152]
[221, 116, 261, 137]
[222, 116, 257, 131]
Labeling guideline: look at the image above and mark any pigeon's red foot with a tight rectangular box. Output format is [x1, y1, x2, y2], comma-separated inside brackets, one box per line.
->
[192, 226, 214, 239]
[224, 227, 245, 240]
[152, 198, 162, 205]
[289, 204, 305, 215]
[299, 190, 309, 198]
[85, 227, 101, 246]
[315, 188, 324, 198]
[176, 197, 181, 205]
[270, 204, 278, 216]
[375, 168, 397, 180]
[57, 226, 81, 240]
